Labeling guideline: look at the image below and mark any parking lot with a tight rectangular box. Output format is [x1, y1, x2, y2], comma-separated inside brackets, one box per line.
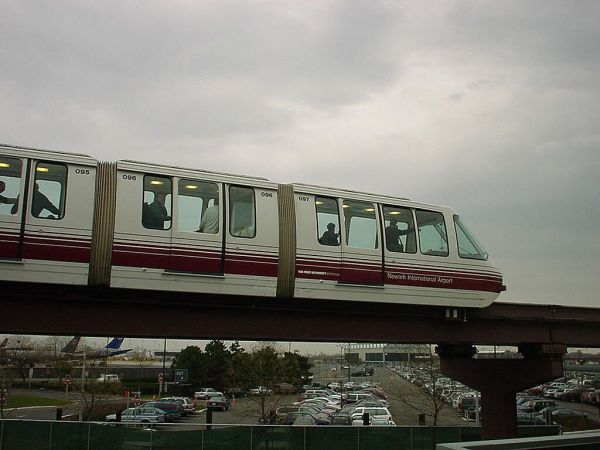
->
[158, 366, 474, 427]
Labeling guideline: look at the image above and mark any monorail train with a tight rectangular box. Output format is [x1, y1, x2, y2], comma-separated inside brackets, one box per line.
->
[0, 144, 504, 307]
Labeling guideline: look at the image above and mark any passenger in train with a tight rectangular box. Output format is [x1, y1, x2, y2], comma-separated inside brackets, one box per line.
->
[32, 182, 60, 218]
[0, 180, 18, 214]
[197, 198, 219, 234]
[142, 192, 171, 230]
[385, 219, 414, 252]
[238, 224, 255, 237]
[319, 222, 339, 246]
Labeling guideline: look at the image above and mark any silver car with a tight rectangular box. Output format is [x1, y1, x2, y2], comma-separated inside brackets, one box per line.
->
[161, 397, 195, 415]
[106, 406, 166, 424]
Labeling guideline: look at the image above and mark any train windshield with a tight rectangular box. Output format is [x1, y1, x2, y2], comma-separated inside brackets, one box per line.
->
[453, 215, 489, 261]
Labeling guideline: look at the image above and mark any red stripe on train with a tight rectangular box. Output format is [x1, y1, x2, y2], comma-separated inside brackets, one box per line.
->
[112, 243, 278, 277]
[21, 237, 91, 263]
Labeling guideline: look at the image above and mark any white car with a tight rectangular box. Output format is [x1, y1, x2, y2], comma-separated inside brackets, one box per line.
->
[349, 406, 394, 425]
[352, 416, 396, 426]
[194, 388, 218, 400]
[250, 386, 273, 395]
[97, 374, 120, 383]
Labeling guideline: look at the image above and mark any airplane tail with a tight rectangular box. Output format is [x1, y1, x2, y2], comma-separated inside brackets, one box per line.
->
[105, 337, 125, 350]
[62, 336, 81, 354]
[0, 338, 7, 349]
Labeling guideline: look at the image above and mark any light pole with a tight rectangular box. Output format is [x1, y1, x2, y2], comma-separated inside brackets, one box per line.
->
[160, 339, 166, 397]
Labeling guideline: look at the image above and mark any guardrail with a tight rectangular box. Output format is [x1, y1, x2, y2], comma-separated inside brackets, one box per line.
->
[437, 430, 600, 450]
[0, 420, 560, 450]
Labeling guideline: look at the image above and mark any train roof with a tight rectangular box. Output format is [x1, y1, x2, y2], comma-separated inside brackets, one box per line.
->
[118, 159, 273, 186]
[0, 143, 96, 165]
[293, 182, 411, 202]
[2, 144, 450, 210]
[292, 182, 450, 212]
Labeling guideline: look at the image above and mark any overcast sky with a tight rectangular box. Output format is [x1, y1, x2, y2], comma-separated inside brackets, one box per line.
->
[2, 1, 599, 352]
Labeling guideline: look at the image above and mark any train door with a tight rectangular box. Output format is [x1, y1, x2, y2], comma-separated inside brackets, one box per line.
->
[22, 160, 96, 265]
[112, 171, 174, 271]
[339, 198, 383, 285]
[224, 185, 279, 287]
[381, 205, 419, 286]
[168, 178, 223, 274]
[0, 155, 26, 259]
[295, 195, 342, 284]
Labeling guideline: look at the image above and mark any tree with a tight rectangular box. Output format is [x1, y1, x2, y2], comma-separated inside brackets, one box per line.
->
[240, 346, 285, 423]
[0, 366, 15, 419]
[77, 358, 120, 421]
[203, 340, 232, 391]
[42, 336, 75, 381]
[280, 351, 312, 387]
[6, 337, 40, 383]
[172, 346, 206, 386]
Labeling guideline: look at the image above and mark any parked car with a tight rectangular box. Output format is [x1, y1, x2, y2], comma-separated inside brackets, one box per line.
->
[361, 387, 387, 400]
[330, 414, 352, 425]
[194, 388, 218, 400]
[518, 399, 556, 414]
[348, 407, 393, 424]
[283, 411, 330, 425]
[97, 374, 120, 383]
[143, 401, 181, 422]
[537, 408, 588, 425]
[276, 405, 300, 423]
[206, 395, 231, 411]
[250, 386, 273, 395]
[293, 415, 317, 426]
[275, 383, 298, 395]
[352, 416, 396, 426]
[105, 406, 165, 424]
[345, 393, 381, 405]
[204, 391, 225, 400]
[161, 397, 195, 415]
[515, 411, 535, 425]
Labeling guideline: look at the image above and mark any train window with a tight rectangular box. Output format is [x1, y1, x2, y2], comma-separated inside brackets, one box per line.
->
[0, 156, 21, 216]
[32, 162, 67, 220]
[454, 215, 489, 261]
[142, 175, 172, 230]
[415, 210, 448, 257]
[382, 206, 416, 253]
[177, 180, 219, 233]
[343, 199, 377, 249]
[229, 186, 255, 238]
[315, 197, 340, 246]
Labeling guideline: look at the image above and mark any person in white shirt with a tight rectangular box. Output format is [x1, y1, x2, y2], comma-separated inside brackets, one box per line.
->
[197, 198, 219, 234]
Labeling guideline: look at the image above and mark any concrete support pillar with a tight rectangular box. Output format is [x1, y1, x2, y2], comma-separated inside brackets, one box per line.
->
[436, 343, 566, 440]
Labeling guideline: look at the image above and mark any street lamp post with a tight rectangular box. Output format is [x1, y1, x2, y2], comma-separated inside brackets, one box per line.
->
[160, 339, 166, 397]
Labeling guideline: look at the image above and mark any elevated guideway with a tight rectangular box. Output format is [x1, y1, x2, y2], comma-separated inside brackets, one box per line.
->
[2, 281, 600, 440]
[1, 281, 598, 346]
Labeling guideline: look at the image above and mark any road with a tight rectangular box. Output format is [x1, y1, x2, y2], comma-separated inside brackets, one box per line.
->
[373, 366, 472, 426]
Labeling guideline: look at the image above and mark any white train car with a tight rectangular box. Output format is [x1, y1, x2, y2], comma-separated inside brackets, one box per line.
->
[105, 159, 280, 298]
[0, 145, 504, 307]
[291, 184, 502, 307]
[0, 144, 97, 285]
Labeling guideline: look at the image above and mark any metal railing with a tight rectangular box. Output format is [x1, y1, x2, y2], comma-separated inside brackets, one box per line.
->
[0, 420, 560, 450]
